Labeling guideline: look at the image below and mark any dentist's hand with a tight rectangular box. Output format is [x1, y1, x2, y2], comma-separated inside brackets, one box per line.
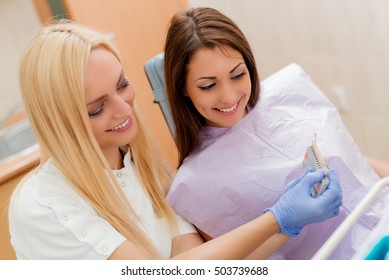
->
[267, 167, 342, 236]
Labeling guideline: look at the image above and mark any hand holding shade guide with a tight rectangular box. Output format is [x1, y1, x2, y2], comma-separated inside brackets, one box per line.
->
[303, 133, 329, 198]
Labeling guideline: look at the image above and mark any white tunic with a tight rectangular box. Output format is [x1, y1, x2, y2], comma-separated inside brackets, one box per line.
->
[9, 151, 196, 259]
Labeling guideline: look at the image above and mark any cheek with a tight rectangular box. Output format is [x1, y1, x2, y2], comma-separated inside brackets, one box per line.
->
[243, 76, 252, 93]
[126, 86, 136, 104]
[186, 88, 202, 108]
[89, 119, 105, 140]
[190, 94, 211, 114]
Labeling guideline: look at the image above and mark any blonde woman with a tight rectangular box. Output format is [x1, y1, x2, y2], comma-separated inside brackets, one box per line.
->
[8, 20, 341, 260]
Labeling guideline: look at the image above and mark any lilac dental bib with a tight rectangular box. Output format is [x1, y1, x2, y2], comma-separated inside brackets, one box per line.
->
[167, 64, 389, 259]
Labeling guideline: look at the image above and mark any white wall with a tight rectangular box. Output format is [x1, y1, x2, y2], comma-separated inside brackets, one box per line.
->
[189, 0, 389, 162]
[0, 0, 41, 125]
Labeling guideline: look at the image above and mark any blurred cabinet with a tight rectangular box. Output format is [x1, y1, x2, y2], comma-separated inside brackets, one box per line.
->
[0, 118, 39, 259]
[0, 174, 24, 260]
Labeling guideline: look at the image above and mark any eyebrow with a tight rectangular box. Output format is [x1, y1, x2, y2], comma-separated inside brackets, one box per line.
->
[194, 62, 244, 82]
[86, 70, 124, 106]
[229, 62, 244, 74]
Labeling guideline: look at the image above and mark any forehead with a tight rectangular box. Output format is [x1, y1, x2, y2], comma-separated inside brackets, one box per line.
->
[86, 47, 120, 76]
[84, 48, 122, 100]
[187, 46, 244, 75]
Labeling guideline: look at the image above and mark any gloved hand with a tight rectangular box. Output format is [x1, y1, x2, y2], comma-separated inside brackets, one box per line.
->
[266, 167, 342, 237]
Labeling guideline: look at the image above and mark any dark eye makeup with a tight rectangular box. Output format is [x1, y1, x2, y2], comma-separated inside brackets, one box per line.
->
[197, 70, 247, 92]
[198, 83, 216, 91]
[232, 70, 247, 80]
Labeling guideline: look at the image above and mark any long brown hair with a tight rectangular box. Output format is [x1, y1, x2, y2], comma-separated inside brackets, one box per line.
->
[164, 7, 260, 167]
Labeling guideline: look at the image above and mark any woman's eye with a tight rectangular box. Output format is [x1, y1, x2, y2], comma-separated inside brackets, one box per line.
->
[198, 83, 216, 91]
[117, 79, 129, 92]
[88, 107, 102, 117]
[232, 71, 247, 80]
[88, 105, 104, 117]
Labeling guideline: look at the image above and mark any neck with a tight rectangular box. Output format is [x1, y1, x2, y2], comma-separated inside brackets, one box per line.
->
[104, 147, 124, 170]
[116, 149, 125, 170]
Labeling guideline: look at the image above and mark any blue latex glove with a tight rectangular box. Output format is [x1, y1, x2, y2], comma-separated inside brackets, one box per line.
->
[266, 167, 342, 237]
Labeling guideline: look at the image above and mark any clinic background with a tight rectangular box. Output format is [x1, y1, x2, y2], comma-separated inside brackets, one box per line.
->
[0, 0, 388, 259]
[2, 0, 389, 165]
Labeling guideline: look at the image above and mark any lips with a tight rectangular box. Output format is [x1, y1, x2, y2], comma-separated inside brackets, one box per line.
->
[216, 102, 238, 113]
[106, 117, 130, 131]
[215, 96, 242, 113]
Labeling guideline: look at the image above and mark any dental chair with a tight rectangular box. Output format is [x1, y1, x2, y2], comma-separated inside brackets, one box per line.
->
[144, 52, 389, 260]
[144, 52, 175, 137]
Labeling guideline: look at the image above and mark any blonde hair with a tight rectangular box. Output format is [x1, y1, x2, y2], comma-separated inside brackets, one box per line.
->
[18, 20, 177, 258]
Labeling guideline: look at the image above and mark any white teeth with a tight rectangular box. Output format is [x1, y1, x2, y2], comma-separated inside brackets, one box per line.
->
[109, 118, 129, 131]
[218, 103, 238, 113]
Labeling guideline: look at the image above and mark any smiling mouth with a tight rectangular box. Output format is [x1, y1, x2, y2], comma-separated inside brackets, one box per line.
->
[215, 97, 242, 113]
[106, 118, 130, 131]
[216, 103, 238, 113]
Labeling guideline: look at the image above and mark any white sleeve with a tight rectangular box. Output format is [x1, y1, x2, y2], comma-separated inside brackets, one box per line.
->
[175, 213, 197, 237]
[9, 180, 125, 260]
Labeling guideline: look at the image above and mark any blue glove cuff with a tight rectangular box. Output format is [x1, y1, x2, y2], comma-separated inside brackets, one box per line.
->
[264, 208, 302, 237]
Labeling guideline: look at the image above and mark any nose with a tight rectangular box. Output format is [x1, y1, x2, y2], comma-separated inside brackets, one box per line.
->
[218, 82, 238, 105]
[111, 94, 132, 119]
